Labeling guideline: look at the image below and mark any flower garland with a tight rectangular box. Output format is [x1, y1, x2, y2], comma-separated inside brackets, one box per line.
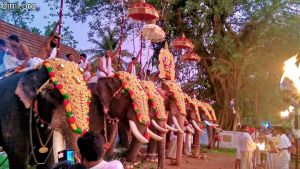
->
[163, 80, 186, 116]
[184, 94, 201, 122]
[115, 72, 150, 126]
[203, 102, 217, 122]
[44, 58, 90, 135]
[140, 80, 167, 122]
[196, 100, 212, 121]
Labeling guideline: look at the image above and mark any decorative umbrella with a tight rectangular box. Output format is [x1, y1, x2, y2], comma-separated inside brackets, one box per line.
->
[171, 34, 194, 50]
[128, 0, 159, 22]
[140, 24, 165, 43]
[181, 51, 201, 63]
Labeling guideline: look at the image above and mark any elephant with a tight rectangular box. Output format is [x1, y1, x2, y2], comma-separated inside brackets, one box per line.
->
[0, 60, 89, 169]
[196, 101, 219, 149]
[139, 80, 178, 169]
[93, 72, 163, 169]
[156, 80, 187, 166]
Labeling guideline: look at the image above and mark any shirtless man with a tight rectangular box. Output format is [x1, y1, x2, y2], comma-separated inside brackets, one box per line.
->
[96, 49, 119, 77]
[36, 19, 61, 60]
[5, 35, 30, 71]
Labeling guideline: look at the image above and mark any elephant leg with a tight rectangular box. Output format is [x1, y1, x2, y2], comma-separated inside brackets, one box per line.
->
[126, 137, 142, 166]
[207, 126, 213, 149]
[192, 131, 200, 158]
[157, 132, 166, 169]
[118, 124, 130, 149]
[147, 125, 157, 162]
[5, 137, 30, 169]
[147, 138, 157, 162]
[176, 133, 184, 165]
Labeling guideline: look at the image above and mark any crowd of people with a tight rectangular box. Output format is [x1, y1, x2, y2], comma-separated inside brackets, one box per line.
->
[235, 125, 293, 169]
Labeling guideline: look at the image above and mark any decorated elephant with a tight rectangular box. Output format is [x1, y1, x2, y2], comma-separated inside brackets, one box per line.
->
[139, 80, 179, 169]
[184, 95, 205, 158]
[0, 58, 90, 169]
[93, 71, 162, 168]
[196, 100, 219, 149]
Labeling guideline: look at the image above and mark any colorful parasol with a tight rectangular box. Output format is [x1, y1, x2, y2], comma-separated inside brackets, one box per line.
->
[128, 0, 159, 22]
[140, 24, 165, 43]
[171, 34, 194, 50]
[181, 51, 201, 63]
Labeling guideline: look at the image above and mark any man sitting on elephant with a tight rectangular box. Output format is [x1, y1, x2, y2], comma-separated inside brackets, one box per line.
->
[77, 131, 124, 169]
[96, 49, 118, 77]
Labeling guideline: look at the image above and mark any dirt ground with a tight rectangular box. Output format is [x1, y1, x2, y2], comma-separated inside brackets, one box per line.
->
[136, 151, 236, 169]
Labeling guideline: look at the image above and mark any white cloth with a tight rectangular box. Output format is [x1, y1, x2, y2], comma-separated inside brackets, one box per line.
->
[29, 57, 44, 68]
[238, 132, 256, 169]
[49, 47, 57, 59]
[89, 160, 124, 169]
[79, 59, 91, 79]
[130, 64, 136, 76]
[184, 133, 192, 155]
[274, 134, 291, 169]
[3, 53, 24, 70]
[96, 56, 113, 77]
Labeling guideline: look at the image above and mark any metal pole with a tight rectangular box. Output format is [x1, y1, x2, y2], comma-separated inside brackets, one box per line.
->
[296, 108, 299, 169]
[57, 0, 64, 58]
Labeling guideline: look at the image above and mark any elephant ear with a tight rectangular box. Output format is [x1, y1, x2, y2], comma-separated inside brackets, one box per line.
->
[15, 67, 49, 108]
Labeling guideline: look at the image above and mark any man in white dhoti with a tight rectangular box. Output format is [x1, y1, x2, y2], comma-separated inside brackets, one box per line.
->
[127, 57, 137, 76]
[97, 50, 116, 77]
[238, 125, 257, 169]
[167, 124, 177, 164]
[272, 127, 291, 169]
[79, 53, 91, 80]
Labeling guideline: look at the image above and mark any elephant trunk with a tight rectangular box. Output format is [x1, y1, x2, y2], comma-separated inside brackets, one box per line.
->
[53, 130, 65, 163]
[151, 119, 168, 133]
[191, 120, 204, 133]
[186, 125, 195, 134]
[147, 128, 163, 141]
[172, 116, 184, 134]
[129, 120, 149, 144]
[165, 123, 178, 132]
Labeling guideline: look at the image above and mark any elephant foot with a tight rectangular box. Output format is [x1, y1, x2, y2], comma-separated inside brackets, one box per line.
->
[146, 153, 158, 163]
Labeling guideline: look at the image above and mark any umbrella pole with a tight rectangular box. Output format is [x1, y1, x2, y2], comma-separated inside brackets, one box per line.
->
[56, 0, 64, 58]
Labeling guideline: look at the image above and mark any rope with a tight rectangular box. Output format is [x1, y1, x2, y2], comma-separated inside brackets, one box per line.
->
[56, 0, 64, 58]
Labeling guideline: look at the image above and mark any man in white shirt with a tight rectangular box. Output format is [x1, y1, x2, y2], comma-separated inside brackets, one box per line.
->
[127, 57, 137, 76]
[79, 53, 91, 80]
[238, 125, 257, 169]
[77, 131, 124, 169]
[97, 50, 116, 77]
[273, 127, 291, 169]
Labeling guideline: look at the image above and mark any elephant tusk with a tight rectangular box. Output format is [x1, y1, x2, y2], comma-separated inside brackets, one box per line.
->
[129, 120, 149, 144]
[151, 119, 168, 133]
[204, 120, 218, 127]
[147, 128, 163, 141]
[186, 125, 195, 134]
[165, 124, 178, 132]
[172, 116, 184, 134]
[53, 130, 65, 163]
[191, 120, 204, 133]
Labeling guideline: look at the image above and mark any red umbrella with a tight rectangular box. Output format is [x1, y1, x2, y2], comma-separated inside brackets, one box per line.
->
[171, 34, 194, 50]
[128, 0, 159, 22]
[181, 51, 201, 63]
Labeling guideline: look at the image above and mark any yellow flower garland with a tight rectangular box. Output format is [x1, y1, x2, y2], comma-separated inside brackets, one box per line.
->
[115, 72, 150, 126]
[140, 80, 167, 122]
[163, 80, 186, 116]
[44, 58, 90, 134]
